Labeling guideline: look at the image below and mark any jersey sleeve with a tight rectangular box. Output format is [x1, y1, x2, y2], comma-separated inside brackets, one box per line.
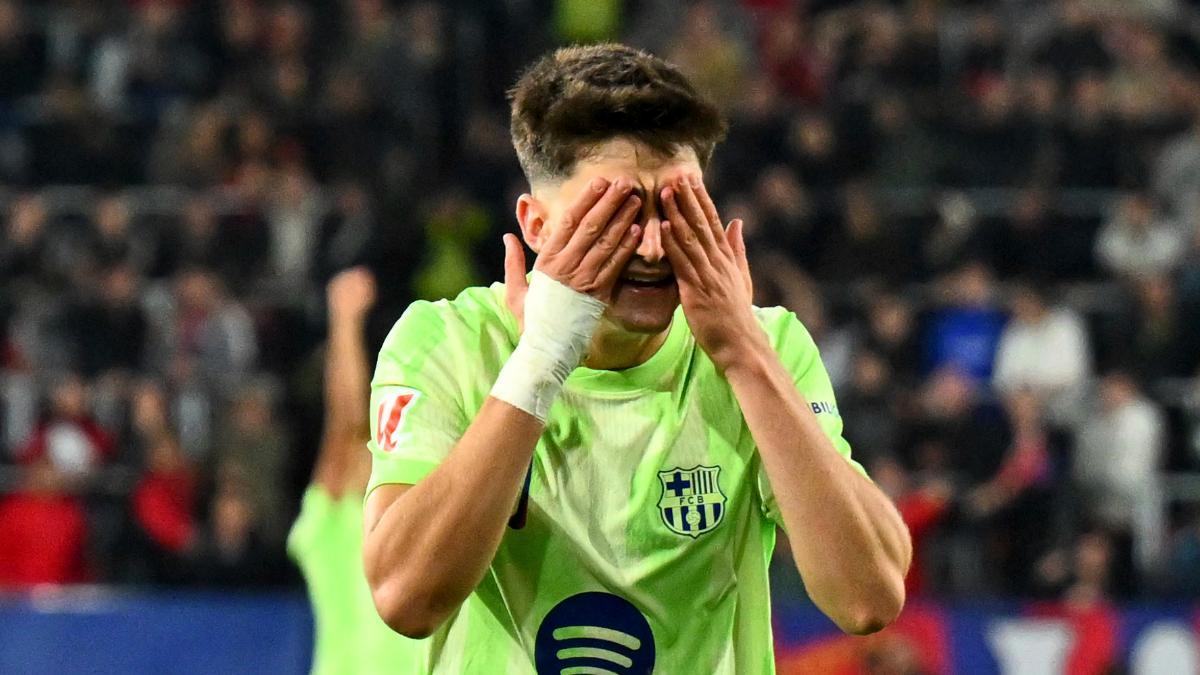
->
[753, 307, 868, 526]
[366, 301, 471, 497]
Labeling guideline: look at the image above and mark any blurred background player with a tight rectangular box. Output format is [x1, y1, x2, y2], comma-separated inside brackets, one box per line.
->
[286, 267, 425, 674]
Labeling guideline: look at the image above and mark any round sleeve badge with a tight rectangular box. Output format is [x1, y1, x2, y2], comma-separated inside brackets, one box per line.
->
[535, 592, 656, 674]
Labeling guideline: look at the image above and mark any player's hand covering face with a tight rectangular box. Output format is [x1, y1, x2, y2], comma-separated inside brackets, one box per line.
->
[660, 175, 759, 372]
[504, 177, 643, 332]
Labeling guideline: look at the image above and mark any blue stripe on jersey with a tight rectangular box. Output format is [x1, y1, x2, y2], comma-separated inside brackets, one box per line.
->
[697, 503, 707, 530]
[680, 506, 690, 531]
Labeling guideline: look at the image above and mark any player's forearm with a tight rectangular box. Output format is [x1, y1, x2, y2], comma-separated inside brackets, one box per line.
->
[724, 345, 911, 636]
[363, 397, 542, 638]
[325, 318, 371, 442]
[311, 317, 372, 495]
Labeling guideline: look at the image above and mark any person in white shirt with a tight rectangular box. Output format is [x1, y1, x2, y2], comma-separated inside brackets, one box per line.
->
[1096, 192, 1187, 279]
[992, 282, 1091, 426]
[1075, 372, 1165, 572]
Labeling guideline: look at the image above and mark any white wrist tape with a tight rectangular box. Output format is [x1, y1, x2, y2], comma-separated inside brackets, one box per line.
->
[491, 270, 606, 421]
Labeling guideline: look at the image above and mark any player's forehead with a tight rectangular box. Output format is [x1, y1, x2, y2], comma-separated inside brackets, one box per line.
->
[568, 138, 700, 189]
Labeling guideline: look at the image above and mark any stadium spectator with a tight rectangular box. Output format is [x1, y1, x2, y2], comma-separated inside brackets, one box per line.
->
[1153, 115, 1200, 216]
[863, 293, 921, 387]
[129, 431, 197, 583]
[213, 382, 288, 544]
[1074, 372, 1164, 576]
[62, 263, 148, 378]
[962, 390, 1060, 593]
[0, 0, 47, 102]
[0, 194, 49, 288]
[667, 1, 749, 110]
[1059, 73, 1123, 189]
[1163, 509, 1200, 597]
[0, 457, 88, 587]
[819, 183, 910, 284]
[1110, 275, 1200, 381]
[16, 375, 114, 476]
[922, 262, 1006, 382]
[158, 269, 258, 392]
[1096, 191, 1187, 279]
[841, 350, 902, 467]
[188, 466, 283, 587]
[909, 367, 1009, 487]
[992, 282, 1092, 425]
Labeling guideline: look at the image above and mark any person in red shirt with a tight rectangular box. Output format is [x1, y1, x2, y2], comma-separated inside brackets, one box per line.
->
[0, 457, 88, 587]
[17, 374, 114, 475]
[131, 432, 198, 556]
[873, 456, 953, 597]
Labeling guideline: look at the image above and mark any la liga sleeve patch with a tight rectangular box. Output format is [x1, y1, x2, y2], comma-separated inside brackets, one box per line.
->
[376, 388, 420, 452]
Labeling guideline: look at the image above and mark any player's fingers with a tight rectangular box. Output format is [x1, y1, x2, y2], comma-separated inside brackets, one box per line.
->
[503, 234, 528, 288]
[695, 180, 733, 254]
[503, 234, 528, 325]
[728, 219, 753, 295]
[660, 221, 701, 285]
[595, 224, 643, 289]
[677, 179, 723, 258]
[579, 195, 641, 278]
[660, 187, 709, 269]
[542, 177, 610, 255]
[561, 177, 635, 258]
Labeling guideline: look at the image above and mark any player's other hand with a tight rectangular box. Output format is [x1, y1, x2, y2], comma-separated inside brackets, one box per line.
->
[660, 175, 762, 372]
[504, 177, 642, 331]
[327, 266, 377, 324]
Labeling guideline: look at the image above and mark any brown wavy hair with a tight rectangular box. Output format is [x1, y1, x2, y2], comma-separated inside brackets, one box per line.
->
[508, 44, 727, 186]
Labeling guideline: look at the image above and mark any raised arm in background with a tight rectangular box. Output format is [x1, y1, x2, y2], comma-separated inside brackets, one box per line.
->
[310, 267, 377, 498]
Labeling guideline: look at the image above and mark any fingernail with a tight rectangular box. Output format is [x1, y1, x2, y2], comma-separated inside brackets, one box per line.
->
[591, 177, 608, 192]
[615, 177, 631, 192]
[689, 175, 700, 187]
[662, 187, 673, 200]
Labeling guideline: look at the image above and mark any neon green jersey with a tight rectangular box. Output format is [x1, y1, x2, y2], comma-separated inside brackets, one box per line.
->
[367, 283, 863, 674]
[287, 486, 428, 674]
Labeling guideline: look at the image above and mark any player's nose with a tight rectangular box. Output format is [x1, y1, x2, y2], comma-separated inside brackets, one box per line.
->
[636, 217, 665, 263]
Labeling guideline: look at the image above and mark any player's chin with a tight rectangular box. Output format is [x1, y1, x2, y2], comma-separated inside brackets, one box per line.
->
[608, 279, 680, 333]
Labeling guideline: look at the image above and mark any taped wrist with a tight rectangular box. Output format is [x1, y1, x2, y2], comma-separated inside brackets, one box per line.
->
[491, 270, 605, 421]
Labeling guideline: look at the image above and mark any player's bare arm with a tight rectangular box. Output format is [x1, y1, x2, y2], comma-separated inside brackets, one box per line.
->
[363, 177, 641, 638]
[661, 176, 912, 635]
[310, 268, 376, 498]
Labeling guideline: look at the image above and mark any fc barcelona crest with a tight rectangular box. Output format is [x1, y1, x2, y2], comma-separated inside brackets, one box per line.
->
[657, 465, 726, 538]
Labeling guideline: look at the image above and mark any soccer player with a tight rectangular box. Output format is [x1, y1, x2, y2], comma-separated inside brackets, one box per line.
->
[363, 45, 912, 673]
[288, 268, 427, 674]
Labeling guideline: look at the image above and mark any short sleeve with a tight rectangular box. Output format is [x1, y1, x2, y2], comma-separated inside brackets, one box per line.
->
[753, 308, 868, 526]
[366, 301, 471, 497]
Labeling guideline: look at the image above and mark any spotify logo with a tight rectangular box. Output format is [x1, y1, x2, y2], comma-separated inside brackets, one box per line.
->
[534, 592, 656, 674]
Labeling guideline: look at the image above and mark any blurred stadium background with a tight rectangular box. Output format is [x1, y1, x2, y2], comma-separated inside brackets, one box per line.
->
[1, 0, 1200, 673]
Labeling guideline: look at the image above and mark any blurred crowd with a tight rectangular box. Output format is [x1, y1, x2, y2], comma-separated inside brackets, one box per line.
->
[2, 0, 1200, 603]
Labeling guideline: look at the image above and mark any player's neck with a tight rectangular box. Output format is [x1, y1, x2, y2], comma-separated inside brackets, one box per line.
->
[582, 323, 670, 371]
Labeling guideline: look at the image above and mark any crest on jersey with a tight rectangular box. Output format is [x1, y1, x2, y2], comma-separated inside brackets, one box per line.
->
[657, 465, 726, 538]
[376, 388, 419, 453]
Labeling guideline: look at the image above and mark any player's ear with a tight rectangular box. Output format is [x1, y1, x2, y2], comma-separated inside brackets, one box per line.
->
[515, 193, 548, 254]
